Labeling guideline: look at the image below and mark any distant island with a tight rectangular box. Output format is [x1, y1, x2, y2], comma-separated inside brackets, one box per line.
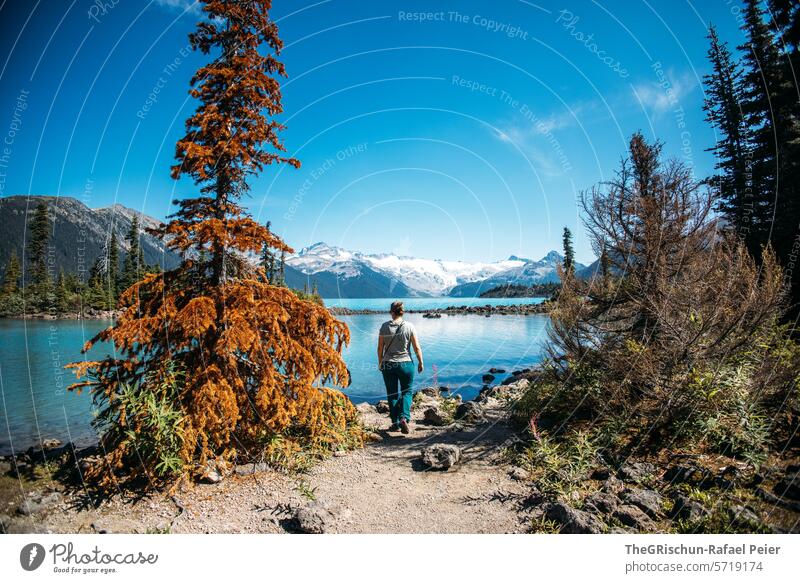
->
[479, 282, 560, 298]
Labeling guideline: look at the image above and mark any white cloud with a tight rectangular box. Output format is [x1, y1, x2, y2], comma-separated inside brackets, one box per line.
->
[154, 0, 202, 14]
[631, 70, 696, 115]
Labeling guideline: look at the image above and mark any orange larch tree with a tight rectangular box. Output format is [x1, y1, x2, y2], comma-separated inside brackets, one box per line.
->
[69, 0, 361, 485]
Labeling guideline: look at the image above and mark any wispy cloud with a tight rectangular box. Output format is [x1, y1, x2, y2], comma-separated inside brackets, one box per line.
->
[492, 102, 595, 176]
[631, 69, 696, 115]
[153, 0, 202, 14]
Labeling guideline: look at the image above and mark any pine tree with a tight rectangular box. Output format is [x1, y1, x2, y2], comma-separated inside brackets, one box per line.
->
[703, 25, 754, 246]
[70, 0, 361, 485]
[55, 269, 70, 313]
[2, 249, 21, 295]
[120, 215, 142, 290]
[562, 226, 575, 277]
[27, 202, 51, 292]
[108, 231, 120, 304]
[738, 0, 795, 253]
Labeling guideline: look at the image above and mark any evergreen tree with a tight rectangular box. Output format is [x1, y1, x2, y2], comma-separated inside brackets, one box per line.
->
[2, 249, 21, 295]
[562, 226, 575, 277]
[738, 0, 795, 253]
[702, 25, 754, 246]
[27, 202, 51, 291]
[121, 215, 143, 290]
[69, 0, 360, 485]
[55, 269, 70, 313]
[108, 230, 120, 303]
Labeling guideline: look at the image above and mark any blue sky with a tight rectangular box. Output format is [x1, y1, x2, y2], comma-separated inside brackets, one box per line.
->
[0, 0, 748, 263]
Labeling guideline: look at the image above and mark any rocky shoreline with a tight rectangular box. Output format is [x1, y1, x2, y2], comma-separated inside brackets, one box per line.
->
[328, 302, 552, 316]
[1, 364, 797, 534]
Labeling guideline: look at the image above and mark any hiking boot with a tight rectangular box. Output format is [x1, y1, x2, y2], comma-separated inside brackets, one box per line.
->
[387, 423, 400, 432]
[399, 419, 410, 434]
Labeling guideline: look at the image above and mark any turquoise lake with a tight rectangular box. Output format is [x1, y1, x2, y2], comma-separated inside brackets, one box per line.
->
[0, 298, 548, 454]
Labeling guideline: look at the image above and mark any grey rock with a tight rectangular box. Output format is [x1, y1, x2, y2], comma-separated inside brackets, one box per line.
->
[728, 505, 759, 527]
[199, 459, 227, 484]
[601, 476, 625, 494]
[375, 400, 390, 414]
[0, 513, 10, 533]
[584, 492, 620, 515]
[422, 406, 449, 426]
[544, 502, 606, 534]
[663, 464, 713, 487]
[355, 402, 375, 415]
[488, 368, 506, 374]
[613, 504, 654, 530]
[16, 492, 61, 516]
[234, 462, 270, 476]
[609, 527, 630, 534]
[617, 461, 656, 483]
[0, 460, 11, 475]
[481, 373, 496, 383]
[669, 493, 708, 522]
[420, 387, 440, 397]
[420, 444, 462, 470]
[292, 501, 335, 534]
[621, 489, 664, 519]
[508, 467, 530, 481]
[455, 401, 484, 423]
[42, 438, 63, 449]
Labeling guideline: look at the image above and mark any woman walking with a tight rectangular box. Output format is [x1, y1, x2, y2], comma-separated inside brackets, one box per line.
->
[377, 301, 424, 433]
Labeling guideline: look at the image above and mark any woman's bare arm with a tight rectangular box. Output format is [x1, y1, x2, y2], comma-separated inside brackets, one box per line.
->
[411, 332, 424, 373]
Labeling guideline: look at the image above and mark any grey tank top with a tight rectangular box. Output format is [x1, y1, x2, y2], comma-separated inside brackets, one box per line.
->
[379, 319, 416, 363]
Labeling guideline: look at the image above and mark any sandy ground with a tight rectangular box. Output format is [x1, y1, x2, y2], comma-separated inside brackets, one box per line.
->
[4, 393, 532, 534]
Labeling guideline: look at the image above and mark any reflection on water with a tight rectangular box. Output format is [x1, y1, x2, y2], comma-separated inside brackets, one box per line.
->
[0, 310, 548, 454]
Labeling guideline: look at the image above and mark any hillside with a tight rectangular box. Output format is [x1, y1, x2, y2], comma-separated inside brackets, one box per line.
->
[0, 196, 180, 279]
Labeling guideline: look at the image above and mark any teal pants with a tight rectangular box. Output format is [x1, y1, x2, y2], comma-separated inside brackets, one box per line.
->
[381, 361, 415, 424]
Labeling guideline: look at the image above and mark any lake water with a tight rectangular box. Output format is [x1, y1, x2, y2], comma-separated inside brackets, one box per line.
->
[0, 297, 548, 454]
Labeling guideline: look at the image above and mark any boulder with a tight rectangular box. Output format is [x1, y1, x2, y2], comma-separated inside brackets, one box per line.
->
[199, 459, 229, 484]
[621, 489, 664, 519]
[663, 463, 714, 487]
[0, 460, 11, 475]
[420, 444, 462, 470]
[292, 501, 335, 534]
[375, 401, 390, 414]
[488, 368, 506, 374]
[42, 438, 63, 450]
[584, 492, 620, 515]
[613, 504, 654, 530]
[727, 505, 760, 528]
[481, 373, 496, 383]
[601, 476, 625, 494]
[355, 402, 375, 416]
[455, 401, 484, 423]
[617, 461, 656, 483]
[420, 387, 440, 398]
[422, 406, 449, 426]
[544, 502, 605, 534]
[508, 467, 530, 481]
[16, 492, 61, 516]
[669, 493, 708, 522]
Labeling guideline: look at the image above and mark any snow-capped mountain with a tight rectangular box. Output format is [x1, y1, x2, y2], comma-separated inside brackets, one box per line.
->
[286, 242, 587, 298]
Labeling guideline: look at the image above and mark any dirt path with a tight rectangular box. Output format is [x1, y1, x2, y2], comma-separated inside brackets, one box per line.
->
[4, 391, 532, 534]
